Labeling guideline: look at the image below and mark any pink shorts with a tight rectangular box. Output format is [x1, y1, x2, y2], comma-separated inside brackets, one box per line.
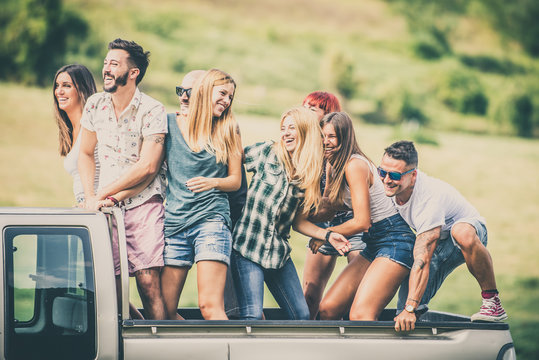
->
[111, 195, 165, 276]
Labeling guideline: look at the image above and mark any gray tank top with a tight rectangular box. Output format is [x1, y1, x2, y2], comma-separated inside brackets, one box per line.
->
[164, 113, 231, 237]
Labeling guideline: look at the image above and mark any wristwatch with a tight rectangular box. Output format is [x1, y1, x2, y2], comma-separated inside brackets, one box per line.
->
[404, 304, 415, 313]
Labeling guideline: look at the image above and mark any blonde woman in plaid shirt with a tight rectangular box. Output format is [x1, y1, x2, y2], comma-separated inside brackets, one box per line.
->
[231, 107, 351, 320]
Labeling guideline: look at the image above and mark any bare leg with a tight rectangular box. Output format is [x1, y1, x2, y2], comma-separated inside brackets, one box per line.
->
[303, 250, 338, 319]
[452, 223, 497, 290]
[319, 255, 371, 320]
[197, 260, 228, 320]
[346, 250, 360, 263]
[160, 265, 189, 320]
[115, 277, 145, 319]
[134, 267, 166, 320]
[349, 258, 409, 320]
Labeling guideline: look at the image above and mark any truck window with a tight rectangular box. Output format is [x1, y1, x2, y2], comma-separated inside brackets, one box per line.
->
[4, 227, 96, 360]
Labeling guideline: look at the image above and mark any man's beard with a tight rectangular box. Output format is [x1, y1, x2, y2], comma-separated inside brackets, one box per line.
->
[103, 70, 129, 93]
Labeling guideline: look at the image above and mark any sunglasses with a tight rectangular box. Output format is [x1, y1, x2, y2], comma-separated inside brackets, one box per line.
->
[175, 86, 192, 98]
[377, 166, 416, 181]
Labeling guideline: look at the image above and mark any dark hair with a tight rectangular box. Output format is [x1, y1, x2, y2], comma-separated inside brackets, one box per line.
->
[384, 140, 418, 167]
[53, 64, 97, 156]
[322, 111, 372, 204]
[108, 38, 150, 85]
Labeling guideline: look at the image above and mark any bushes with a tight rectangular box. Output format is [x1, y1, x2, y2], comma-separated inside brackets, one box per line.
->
[377, 86, 429, 125]
[459, 54, 524, 75]
[412, 26, 452, 60]
[437, 70, 488, 115]
[492, 88, 535, 137]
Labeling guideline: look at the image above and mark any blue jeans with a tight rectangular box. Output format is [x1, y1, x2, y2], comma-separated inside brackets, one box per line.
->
[397, 218, 488, 313]
[230, 250, 309, 320]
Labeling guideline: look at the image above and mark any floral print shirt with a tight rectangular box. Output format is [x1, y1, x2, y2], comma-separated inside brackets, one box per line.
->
[81, 88, 167, 209]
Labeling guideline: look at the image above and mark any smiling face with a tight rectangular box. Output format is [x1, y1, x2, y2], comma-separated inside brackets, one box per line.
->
[212, 82, 235, 118]
[54, 72, 82, 115]
[322, 122, 340, 160]
[102, 49, 133, 93]
[379, 154, 416, 203]
[280, 115, 299, 154]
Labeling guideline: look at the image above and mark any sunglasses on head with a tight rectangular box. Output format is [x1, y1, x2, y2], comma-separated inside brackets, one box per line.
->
[176, 86, 192, 98]
[377, 166, 416, 181]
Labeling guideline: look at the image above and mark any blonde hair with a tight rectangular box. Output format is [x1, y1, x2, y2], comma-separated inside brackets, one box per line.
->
[185, 69, 241, 163]
[275, 107, 324, 213]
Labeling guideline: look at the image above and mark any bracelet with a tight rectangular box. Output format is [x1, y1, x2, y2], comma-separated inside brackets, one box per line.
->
[325, 230, 333, 242]
[106, 196, 119, 206]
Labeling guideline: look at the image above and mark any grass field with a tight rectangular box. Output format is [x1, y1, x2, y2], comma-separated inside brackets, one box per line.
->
[2, 0, 539, 357]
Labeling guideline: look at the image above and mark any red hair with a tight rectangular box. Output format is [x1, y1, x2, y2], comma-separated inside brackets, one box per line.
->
[302, 91, 341, 114]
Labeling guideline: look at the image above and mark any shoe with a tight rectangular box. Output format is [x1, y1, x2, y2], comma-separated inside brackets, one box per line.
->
[470, 295, 508, 322]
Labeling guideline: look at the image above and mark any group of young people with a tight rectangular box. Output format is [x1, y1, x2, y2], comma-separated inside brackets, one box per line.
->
[53, 38, 507, 330]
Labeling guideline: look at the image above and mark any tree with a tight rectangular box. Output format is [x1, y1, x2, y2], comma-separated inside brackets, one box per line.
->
[0, 0, 88, 86]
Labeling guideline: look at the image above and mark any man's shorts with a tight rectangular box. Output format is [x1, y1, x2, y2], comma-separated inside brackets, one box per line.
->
[111, 195, 165, 276]
[163, 215, 232, 268]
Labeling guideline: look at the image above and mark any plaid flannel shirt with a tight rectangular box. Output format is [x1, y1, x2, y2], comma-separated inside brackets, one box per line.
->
[232, 141, 304, 269]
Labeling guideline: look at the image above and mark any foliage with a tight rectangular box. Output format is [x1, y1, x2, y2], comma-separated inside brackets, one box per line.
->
[492, 88, 535, 138]
[377, 86, 429, 125]
[459, 54, 525, 75]
[321, 50, 358, 101]
[0, 0, 89, 86]
[477, 0, 539, 57]
[412, 26, 452, 60]
[437, 69, 488, 115]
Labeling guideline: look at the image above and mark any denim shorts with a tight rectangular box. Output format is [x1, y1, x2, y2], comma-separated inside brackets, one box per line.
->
[360, 213, 415, 269]
[316, 211, 366, 256]
[163, 215, 232, 267]
[397, 217, 487, 312]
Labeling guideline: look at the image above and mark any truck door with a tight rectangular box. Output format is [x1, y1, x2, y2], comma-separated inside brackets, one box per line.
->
[3, 226, 97, 360]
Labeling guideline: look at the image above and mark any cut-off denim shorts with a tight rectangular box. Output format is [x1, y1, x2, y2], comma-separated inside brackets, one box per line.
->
[360, 213, 415, 269]
[397, 217, 488, 312]
[163, 215, 232, 268]
[316, 211, 366, 256]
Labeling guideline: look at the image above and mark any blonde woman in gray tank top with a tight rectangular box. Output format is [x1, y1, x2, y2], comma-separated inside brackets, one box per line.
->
[311, 112, 416, 321]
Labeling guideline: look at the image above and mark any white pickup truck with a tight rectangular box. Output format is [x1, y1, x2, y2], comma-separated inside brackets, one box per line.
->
[1, 207, 516, 360]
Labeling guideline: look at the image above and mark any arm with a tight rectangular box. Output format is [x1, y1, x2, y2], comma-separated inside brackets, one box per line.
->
[78, 128, 98, 208]
[293, 210, 351, 256]
[93, 176, 156, 209]
[394, 226, 441, 332]
[186, 139, 243, 193]
[95, 133, 165, 200]
[326, 158, 372, 237]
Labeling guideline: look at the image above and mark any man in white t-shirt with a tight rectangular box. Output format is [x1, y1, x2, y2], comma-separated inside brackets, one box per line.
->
[379, 140, 507, 331]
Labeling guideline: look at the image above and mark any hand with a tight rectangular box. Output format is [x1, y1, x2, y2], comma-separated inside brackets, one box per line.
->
[83, 195, 100, 211]
[327, 232, 351, 256]
[97, 198, 115, 209]
[394, 310, 417, 332]
[309, 238, 325, 254]
[186, 177, 218, 193]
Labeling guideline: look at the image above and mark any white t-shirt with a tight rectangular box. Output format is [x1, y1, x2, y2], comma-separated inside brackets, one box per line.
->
[393, 170, 485, 238]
